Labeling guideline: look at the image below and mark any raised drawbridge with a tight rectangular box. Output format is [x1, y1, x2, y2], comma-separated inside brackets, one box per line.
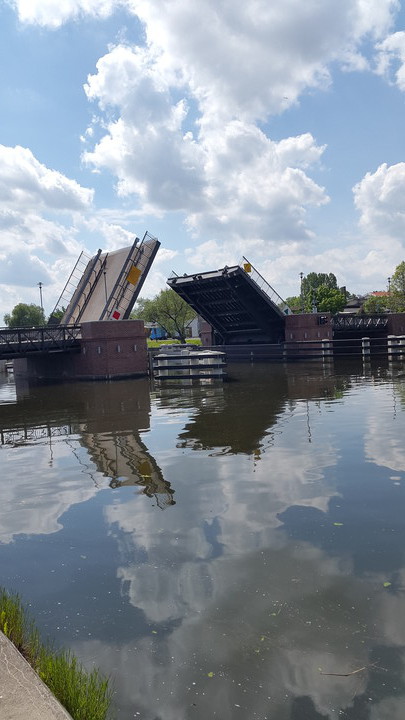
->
[167, 258, 291, 344]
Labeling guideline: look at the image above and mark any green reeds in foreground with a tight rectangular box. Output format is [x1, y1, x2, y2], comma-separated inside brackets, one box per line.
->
[0, 588, 113, 720]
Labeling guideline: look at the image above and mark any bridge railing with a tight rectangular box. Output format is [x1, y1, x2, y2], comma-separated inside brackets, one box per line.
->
[0, 325, 81, 358]
[239, 256, 292, 316]
[332, 314, 389, 331]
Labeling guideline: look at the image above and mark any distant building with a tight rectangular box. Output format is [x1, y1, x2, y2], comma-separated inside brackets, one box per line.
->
[185, 316, 200, 338]
[341, 291, 390, 314]
[340, 296, 366, 314]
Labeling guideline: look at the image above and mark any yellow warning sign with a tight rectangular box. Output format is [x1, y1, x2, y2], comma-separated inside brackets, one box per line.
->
[243, 262, 251, 273]
[127, 265, 142, 285]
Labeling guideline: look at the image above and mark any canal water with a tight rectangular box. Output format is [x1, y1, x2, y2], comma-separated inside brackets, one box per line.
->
[1, 360, 405, 720]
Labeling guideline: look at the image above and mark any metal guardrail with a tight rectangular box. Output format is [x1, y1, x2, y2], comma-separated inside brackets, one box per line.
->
[99, 231, 160, 321]
[50, 249, 101, 325]
[0, 325, 81, 359]
[239, 256, 292, 316]
[194, 335, 405, 361]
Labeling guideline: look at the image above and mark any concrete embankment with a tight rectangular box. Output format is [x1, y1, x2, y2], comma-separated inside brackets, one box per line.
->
[0, 631, 73, 720]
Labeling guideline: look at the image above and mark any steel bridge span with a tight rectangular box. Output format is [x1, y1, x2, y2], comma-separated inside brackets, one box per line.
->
[0, 325, 81, 361]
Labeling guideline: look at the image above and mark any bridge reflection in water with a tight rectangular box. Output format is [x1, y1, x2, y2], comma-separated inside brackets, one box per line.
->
[0, 377, 174, 509]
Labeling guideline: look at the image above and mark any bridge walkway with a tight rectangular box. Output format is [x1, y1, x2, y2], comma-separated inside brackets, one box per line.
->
[0, 325, 81, 361]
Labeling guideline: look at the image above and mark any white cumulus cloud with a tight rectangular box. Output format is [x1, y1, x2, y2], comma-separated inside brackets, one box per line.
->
[127, 0, 397, 121]
[353, 161, 405, 239]
[0, 144, 136, 313]
[78, 0, 399, 255]
[83, 45, 328, 244]
[0, 145, 93, 211]
[375, 30, 405, 90]
[9, 0, 119, 28]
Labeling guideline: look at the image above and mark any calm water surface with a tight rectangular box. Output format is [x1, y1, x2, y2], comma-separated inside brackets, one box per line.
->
[1, 361, 405, 720]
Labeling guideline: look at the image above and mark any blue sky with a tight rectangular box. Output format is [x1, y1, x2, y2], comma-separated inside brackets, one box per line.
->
[1, 0, 405, 316]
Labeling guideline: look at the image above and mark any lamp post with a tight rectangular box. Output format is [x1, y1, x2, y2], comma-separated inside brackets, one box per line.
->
[37, 282, 44, 312]
[312, 289, 317, 314]
[388, 277, 391, 294]
[300, 272, 304, 313]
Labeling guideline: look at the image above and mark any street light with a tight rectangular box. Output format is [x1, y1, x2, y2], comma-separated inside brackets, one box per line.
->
[388, 277, 391, 293]
[300, 272, 304, 313]
[37, 282, 44, 311]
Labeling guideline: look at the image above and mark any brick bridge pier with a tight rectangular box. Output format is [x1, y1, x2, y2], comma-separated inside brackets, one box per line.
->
[10, 320, 148, 383]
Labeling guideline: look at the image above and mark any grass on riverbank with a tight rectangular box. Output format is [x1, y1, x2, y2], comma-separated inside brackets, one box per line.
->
[147, 337, 201, 348]
[0, 588, 112, 720]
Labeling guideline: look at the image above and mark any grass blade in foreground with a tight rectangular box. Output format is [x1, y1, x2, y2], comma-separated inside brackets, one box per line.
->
[0, 588, 113, 720]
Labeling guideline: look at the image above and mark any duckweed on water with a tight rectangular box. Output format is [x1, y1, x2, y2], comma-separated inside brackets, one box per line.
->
[0, 588, 113, 720]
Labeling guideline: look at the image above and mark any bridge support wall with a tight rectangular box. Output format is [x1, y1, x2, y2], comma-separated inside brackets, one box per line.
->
[284, 313, 332, 341]
[387, 314, 405, 335]
[13, 320, 148, 383]
[200, 313, 333, 346]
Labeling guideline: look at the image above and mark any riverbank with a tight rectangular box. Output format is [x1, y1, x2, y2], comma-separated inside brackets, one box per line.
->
[0, 589, 112, 720]
[0, 629, 73, 720]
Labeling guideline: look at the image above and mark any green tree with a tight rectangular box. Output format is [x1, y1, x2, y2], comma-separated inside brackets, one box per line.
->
[47, 307, 66, 325]
[284, 295, 302, 313]
[298, 272, 347, 313]
[315, 286, 346, 313]
[131, 297, 153, 319]
[301, 272, 338, 298]
[132, 289, 196, 343]
[362, 295, 388, 313]
[390, 260, 405, 312]
[4, 303, 45, 328]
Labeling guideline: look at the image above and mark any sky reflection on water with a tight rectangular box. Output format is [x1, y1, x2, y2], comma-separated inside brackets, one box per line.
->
[0, 361, 405, 719]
